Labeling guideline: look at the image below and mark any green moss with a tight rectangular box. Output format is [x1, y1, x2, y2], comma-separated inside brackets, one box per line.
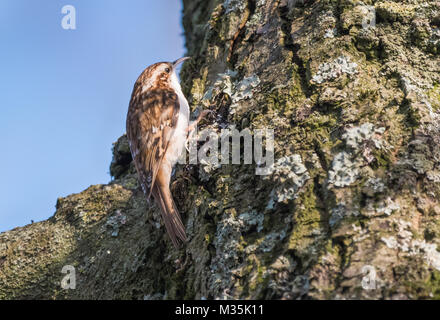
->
[405, 270, 440, 299]
[371, 148, 392, 170]
[256, 265, 268, 286]
[204, 233, 212, 245]
[264, 83, 303, 114]
[303, 113, 338, 130]
[427, 83, 440, 112]
[288, 183, 323, 254]
[398, 98, 421, 129]
[376, 2, 416, 23]
[241, 255, 269, 299]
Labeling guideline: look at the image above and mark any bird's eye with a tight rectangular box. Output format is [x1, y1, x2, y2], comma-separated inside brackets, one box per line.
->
[165, 67, 171, 73]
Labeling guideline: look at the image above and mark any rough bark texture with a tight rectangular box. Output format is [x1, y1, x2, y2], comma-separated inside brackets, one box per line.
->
[1, 0, 440, 299]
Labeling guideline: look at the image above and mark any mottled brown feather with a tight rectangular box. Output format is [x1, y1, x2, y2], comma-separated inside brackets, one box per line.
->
[126, 87, 179, 196]
[126, 62, 187, 248]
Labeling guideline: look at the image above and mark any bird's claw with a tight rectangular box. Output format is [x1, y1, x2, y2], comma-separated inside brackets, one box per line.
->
[185, 109, 214, 151]
[186, 109, 213, 134]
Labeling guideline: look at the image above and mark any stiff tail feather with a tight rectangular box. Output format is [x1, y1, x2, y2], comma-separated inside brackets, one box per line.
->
[152, 184, 187, 248]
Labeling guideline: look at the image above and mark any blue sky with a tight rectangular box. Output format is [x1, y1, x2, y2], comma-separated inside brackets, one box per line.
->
[0, 1, 185, 232]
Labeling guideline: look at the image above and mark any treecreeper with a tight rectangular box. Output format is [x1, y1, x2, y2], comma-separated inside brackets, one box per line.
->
[126, 57, 207, 248]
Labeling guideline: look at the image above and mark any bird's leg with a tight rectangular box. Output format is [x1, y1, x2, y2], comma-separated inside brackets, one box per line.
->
[185, 110, 213, 152]
[186, 109, 212, 135]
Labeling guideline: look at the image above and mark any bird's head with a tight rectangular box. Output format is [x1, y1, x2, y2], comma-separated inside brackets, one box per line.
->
[138, 57, 190, 91]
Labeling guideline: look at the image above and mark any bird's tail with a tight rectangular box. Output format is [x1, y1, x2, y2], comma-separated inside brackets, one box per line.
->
[152, 183, 187, 248]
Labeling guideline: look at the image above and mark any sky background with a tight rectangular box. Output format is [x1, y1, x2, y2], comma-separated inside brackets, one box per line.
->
[0, 1, 185, 232]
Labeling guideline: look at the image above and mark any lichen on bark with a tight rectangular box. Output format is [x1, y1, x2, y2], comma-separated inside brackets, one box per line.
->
[1, 0, 440, 300]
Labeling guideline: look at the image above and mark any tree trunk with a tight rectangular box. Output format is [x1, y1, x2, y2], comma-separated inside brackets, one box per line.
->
[1, 0, 440, 299]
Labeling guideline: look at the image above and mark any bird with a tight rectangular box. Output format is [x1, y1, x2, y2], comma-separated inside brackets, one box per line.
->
[126, 57, 208, 248]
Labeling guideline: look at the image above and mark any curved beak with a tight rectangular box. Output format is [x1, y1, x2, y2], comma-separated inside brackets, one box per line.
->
[173, 56, 190, 69]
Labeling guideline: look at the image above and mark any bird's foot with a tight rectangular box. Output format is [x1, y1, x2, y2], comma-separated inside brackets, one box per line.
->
[185, 109, 213, 151]
[186, 109, 213, 134]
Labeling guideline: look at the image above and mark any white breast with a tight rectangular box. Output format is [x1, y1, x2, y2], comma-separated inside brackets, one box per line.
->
[165, 72, 190, 166]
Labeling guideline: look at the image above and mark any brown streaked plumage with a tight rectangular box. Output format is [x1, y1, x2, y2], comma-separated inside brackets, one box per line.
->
[126, 57, 192, 248]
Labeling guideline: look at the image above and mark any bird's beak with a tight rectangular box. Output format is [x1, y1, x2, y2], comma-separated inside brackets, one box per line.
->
[173, 56, 190, 69]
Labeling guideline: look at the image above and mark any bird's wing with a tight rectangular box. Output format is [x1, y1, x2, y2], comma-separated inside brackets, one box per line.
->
[126, 87, 180, 197]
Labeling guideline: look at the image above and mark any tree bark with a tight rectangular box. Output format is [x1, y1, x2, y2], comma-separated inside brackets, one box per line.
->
[1, 0, 440, 299]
